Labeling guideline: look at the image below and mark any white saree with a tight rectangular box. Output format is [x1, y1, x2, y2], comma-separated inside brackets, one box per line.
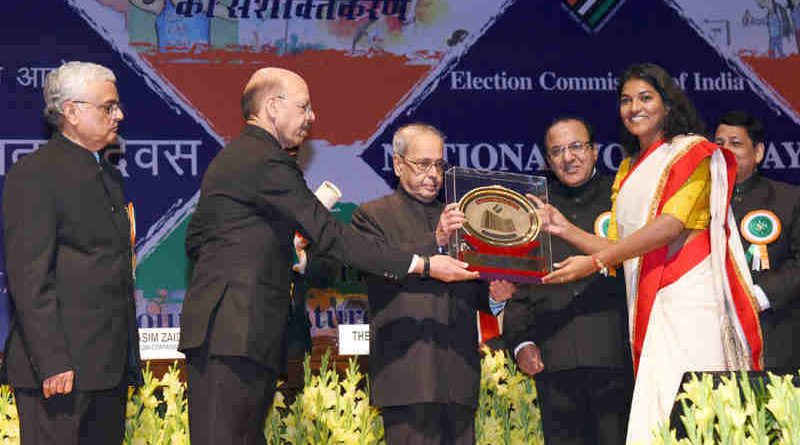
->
[614, 136, 759, 444]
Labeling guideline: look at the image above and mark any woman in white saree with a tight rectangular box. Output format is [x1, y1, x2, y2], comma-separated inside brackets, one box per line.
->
[533, 63, 763, 444]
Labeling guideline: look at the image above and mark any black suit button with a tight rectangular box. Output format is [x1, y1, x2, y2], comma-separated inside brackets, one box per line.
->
[111, 205, 117, 213]
[383, 271, 398, 281]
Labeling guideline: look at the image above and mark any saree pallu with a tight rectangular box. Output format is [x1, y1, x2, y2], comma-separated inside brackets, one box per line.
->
[614, 135, 762, 444]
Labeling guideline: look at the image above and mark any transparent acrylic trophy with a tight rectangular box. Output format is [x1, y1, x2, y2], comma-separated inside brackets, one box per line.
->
[444, 166, 552, 283]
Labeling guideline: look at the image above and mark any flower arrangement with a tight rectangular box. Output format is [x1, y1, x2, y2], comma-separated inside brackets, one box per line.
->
[0, 385, 19, 443]
[278, 351, 383, 444]
[654, 370, 800, 444]
[124, 362, 189, 445]
[476, 346, 543, 444]
[3, 354, 798, 444]
[0, 349, 541, 444]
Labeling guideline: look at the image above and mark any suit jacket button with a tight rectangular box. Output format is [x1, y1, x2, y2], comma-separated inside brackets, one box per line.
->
[111, 205, 117, 213]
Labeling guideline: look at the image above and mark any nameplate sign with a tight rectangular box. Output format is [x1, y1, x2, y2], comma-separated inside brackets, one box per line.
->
[139, 327, 185, 360]
[338, 324, 370, 355]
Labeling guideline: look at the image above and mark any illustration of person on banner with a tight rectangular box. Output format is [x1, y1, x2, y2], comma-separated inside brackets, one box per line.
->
[531, 63, 762, 443]
[743, 0, 792, 58]
[129, 0, 233, 51]
[715, 110, 800, 373]
[791, 0, 800, 52]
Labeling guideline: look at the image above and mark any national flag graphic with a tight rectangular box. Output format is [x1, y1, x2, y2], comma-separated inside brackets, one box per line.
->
[563, 0, 625, 32]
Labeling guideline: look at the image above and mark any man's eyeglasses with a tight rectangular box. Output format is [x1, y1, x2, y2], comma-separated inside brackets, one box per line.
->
[548, 141, 592, 159]
[397, 154, 450, 174]
[276, 95, 313, 116]
[72, 100, 123, 117]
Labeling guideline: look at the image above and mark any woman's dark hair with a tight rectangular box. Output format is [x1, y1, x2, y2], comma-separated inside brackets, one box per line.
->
[617, 63, 705, 156]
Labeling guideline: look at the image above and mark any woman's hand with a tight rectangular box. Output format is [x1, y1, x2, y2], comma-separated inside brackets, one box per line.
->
[527, 194, 571, 237]
[542, 255, 596, 284]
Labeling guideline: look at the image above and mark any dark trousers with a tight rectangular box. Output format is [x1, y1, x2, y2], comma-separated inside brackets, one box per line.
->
[536, 367, 632, 445]
[381, 403, 476, 445]
[186, 345, 277, 445]
[14, 381, 126, 445]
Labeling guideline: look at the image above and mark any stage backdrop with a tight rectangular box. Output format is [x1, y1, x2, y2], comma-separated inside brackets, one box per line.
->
[1, 0, 799, 349]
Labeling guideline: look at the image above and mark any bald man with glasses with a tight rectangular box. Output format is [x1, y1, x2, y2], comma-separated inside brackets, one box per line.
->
[179, 69, 478, 445]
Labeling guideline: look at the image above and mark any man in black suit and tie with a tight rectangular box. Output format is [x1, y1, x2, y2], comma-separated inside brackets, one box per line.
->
[350, 123, 515, 444]
[179, 67, 478, 444]
[716, 110, 800, 372]
[503, 117, 633, 444]
[2, 61, 142, 444]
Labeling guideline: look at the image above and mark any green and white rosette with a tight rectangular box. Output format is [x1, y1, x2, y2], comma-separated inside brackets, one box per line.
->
[740, 210, 781, 271]
[594, 211, 612, 238]
[593, 211, 616, 276]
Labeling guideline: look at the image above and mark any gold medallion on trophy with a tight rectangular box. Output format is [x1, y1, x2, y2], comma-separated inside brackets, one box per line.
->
[457, 185, 540, 247]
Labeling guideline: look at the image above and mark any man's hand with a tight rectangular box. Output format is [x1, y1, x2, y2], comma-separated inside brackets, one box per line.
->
[292, 233, 309, 274]
[428, 255, 479, 282]
[42, 370, 75, 398]
[516, 344, 544, 376]
[435, 203, 465, 247]
[489, 280, 516, 302]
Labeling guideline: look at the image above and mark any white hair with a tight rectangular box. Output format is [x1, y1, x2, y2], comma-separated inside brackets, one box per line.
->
[392, 123, 445, 156]
[43, 61, 116, 128]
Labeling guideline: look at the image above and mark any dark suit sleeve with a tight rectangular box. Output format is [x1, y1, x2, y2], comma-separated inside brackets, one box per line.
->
[185, 210, 204, 262]
[472, 281, 491, 314]
[757, 200, 800, 312]
[253, 156, 412, 279]
[502, 285, 536, 357]
[2, 166, 71, 380]
[303, 251, 339, 288]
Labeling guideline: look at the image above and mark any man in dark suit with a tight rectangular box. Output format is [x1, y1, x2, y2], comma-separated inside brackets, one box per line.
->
[716, 110, 800, 372]
[2, 61, 142, 444]
[351, 123, 514, 445]
[179, 68, 478, 444]
[503, 117, 633, 444]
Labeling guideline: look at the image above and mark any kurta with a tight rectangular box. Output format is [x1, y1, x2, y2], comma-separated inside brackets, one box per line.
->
[351, 188, 490, 408]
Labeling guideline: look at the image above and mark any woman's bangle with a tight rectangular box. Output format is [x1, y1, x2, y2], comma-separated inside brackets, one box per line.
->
[591, 253, 608, 275]
[422, 255, 431, 279]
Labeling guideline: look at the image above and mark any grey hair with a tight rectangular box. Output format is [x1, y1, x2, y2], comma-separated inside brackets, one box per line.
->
[392, 123, 445, 156]
[43, 61, 116, 128]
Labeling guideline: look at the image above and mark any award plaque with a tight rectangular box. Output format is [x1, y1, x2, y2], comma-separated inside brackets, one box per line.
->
[445, 167, 552, 283]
